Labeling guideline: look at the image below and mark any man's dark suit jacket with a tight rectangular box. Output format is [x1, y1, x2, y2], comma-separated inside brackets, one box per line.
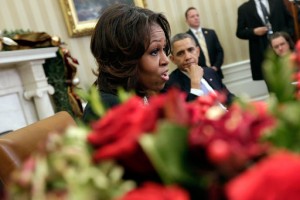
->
[236, 0, 294, 80]
[187, 28, 224, 79]
[163, 67, 235, 106]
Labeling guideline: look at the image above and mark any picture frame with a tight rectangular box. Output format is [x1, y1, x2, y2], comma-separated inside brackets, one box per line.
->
[59, 0, 146, 37]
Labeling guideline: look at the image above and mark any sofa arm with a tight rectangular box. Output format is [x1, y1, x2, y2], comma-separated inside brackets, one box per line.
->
[0, 111, 76, 186]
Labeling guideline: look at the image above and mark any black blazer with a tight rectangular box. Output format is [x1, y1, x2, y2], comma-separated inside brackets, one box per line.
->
[163, 67, 235, 106]
[82, 91, 120, 123]
[187, 28, 224, 79]
[236, 0, 294, 80]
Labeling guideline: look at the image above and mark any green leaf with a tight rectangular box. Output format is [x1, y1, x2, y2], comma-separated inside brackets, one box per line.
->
[139, 121, 201, 186]
[263, 49, 296, 103]
[117, 87, 135, 103]
[264, 102, 300, 152]
[76, 86, 106, 117]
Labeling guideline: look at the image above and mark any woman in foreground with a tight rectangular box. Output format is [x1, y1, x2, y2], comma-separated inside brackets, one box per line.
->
[82, 4, 171, 123]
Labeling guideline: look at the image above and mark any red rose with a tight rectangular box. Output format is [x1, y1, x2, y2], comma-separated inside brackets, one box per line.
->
[87, 89, 191, 173]
[88, 96, 155, 172]
[226, 152, 300, 200]
[118, 182, 190, 200]
[185, 92, 224, 126]
[189, 102, 275, 172]
[294, 40, 300, 65]
[148, 88, 190, 126]
[207, 139, 231, 164]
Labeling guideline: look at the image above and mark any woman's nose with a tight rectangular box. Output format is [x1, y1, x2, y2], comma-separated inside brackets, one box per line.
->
[161, 52, 169, 66]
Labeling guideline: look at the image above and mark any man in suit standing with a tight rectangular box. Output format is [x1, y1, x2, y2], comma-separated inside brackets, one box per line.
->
[185, 7, 224, 79]
[236, 0, 294, 81]
[163, 33, 234, 106]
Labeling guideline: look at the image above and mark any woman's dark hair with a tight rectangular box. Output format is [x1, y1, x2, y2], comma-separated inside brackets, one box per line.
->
[90, 4, 171, 95]
[269, 31, 295, 50]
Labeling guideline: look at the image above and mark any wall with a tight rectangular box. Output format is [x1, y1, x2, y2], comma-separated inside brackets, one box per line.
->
[0, 0, 249, 88]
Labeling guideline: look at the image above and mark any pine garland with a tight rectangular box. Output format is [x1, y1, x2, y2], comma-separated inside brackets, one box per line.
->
[1, 29, 80, 118]
[43, 49, 76, 117]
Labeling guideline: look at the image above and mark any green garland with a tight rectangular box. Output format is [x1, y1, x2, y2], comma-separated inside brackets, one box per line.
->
[43, 50, 75, 117]
[2, 29, 78, 118]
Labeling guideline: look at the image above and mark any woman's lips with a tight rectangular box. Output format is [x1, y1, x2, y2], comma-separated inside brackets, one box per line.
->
[161, 70, 169, 81]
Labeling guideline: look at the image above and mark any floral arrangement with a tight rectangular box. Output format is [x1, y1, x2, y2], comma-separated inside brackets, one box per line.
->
[3, 41, 300, 200]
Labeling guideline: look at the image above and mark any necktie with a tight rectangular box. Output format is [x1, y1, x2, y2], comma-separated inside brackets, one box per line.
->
[196, 31, 211, 67]
[258, 0, 273, 35]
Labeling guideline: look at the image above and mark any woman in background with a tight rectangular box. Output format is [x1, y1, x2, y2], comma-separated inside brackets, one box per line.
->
[82, 4, 171, 123]
[269, 31, 294, 57]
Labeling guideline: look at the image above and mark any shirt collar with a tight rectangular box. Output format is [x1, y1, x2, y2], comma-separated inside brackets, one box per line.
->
[191, 27, 202, 34]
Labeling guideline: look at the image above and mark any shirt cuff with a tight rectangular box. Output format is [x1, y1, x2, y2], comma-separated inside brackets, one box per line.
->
[190, 88, 204, 96]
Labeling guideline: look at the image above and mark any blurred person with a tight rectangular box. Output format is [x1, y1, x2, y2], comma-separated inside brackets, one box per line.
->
[269, 31, 294, 57]
[82, 4, 171, 123]
[236, 0, 294, 81]
[185, 7, 225, 79]
[163, 33, 234, 106]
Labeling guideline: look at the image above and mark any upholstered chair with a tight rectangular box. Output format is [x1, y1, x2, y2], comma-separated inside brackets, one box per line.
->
[0, 111, 76, 186]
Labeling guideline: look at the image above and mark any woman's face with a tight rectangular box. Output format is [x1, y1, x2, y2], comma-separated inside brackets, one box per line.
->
[271, 36, 291, 57]
[138, 24, 169, 96]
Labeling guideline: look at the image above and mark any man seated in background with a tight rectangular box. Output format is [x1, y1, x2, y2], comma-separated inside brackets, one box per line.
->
[163, 33, 234, 106]
[269, 31, 294, 57]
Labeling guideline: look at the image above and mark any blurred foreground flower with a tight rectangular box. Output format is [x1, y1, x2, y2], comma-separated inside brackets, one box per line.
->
[118, 182, 190, 200]
[8, 126, 135, 200]
[226, 152, 300, 200]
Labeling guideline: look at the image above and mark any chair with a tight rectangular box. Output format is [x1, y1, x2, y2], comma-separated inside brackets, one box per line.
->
[0, 111, 76, 186]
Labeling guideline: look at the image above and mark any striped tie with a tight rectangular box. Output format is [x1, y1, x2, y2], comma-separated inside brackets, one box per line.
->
[196, 31, 211, 67]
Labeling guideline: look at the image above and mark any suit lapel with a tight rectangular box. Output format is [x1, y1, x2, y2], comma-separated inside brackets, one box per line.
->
[203, 68, 220, 90]
[202, 28, 212, 58]
[203, 75, 215, 89]
[249, 0, 264, 24]
[187, 29, 199, 46]
[268, 0, 274, 17]
[176, 69, 191, 91]
[202, 28, 210, 47]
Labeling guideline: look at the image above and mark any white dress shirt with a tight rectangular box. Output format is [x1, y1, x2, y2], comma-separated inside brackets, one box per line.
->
[190, 27, 203, 39]
[255, 0, 270, 24]
[181, 71, 227, 110]
[181, 71, 214, 96]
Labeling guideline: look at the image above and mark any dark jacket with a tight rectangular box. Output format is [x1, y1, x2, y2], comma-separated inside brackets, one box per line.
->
[163, 67, 235, 106]
[82, 91, 120, 123]
[187, 28, 224, 79]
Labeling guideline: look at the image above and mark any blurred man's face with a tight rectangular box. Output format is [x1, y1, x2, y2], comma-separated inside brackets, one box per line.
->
[170, 38, 200, 72]
[186, 9, 200, 29]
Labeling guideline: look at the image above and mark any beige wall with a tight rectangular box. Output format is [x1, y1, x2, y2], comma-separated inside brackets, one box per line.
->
[0, 0, 249, 90]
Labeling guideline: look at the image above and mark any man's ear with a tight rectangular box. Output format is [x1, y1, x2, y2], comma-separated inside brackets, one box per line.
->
[196, 46, 200, 57]
[169, 54, 175, 63]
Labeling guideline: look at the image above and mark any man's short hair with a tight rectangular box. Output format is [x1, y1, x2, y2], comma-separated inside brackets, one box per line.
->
[185, 7, 197, 19]
[170, 33, 196, 54]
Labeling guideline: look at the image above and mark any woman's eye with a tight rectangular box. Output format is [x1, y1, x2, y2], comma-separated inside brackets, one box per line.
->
[150, 48, 159, 56]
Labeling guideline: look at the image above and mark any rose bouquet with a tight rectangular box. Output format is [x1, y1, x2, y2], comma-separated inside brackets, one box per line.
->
[4, 41, 300, 200]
